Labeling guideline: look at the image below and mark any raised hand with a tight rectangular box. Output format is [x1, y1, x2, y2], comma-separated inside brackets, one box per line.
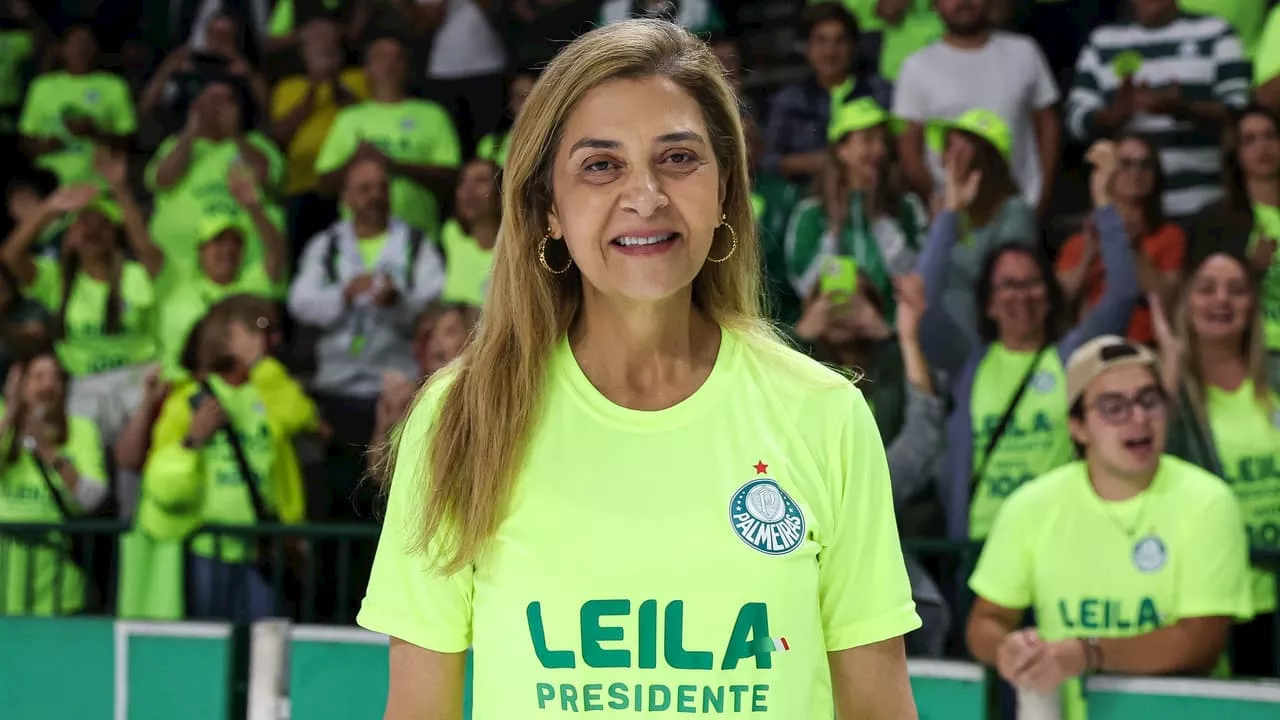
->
[1086, 140, 1118, 207]
[43, 184, 99, 214]
[1251, 235, 1277, 275]
[893, 273, 927, 339]
[228, 165, 261, 210]
[94, 148, 129, 188]
[995, 628, 1047, 686]
[794, 292, 835, 342]
[943, 153, 982, 212]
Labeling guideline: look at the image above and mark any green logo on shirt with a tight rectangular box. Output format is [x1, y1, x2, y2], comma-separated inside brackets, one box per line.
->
[729, 468, 805, 556]
[1057, 596, 1163, 631]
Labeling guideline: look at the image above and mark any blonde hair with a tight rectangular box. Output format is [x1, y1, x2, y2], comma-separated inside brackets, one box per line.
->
[382, 19, 767, 573]
[1174, 252, 1271, 424]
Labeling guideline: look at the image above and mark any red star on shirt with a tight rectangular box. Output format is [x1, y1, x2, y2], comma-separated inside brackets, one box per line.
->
[754, 460, 768, 475]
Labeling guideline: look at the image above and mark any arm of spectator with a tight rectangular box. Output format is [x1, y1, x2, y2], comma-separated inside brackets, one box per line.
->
[1059, 207, 1139, 357]
[229, 170, 288, 284]
[234, 137, 273, 188]
[966, 597, 1027, 668]
[1032, 106, 1060, 218]
[101, 154, 165, 279]
[288, 232, 347, 329]
[1, 185, 95, 286]
[913, 210, 970, 375]
[270, 82, 316, 149]
[250, 357, 322, 436]
[152, 128, 199, 191]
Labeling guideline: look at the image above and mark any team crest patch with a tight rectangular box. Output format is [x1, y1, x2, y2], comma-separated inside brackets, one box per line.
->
[729, 464, 805, 556]
[400, 117, 415, 131]
[1132, 535, 1167, 573]
[84, 89, 101, 103]
[1030, 371, 1056, 393]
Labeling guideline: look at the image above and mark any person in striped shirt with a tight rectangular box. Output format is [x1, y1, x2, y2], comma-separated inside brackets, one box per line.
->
[1065, 0, 1251, 221]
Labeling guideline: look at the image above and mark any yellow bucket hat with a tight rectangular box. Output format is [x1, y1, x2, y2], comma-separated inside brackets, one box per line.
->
[927, 108, 1013, 162]
[828, 97, 905, 144]
[197, 213, 248, 245]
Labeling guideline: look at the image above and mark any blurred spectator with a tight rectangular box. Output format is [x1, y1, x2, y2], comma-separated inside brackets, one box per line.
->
[19, 25, 136, 185]
[1066, 0, 1249, 221]
[265, 0, 368, 54]
[0, 0, 38, 136]
[315, 34, 460, 238]
[813, 0, 943, 82]
[745, 109, 803, 326]
[187, 1, 271, 55]
[918, 144, 1139, 540]
[1179, 0, 1268, 60]
[763, 3, 889, 183]
[440, 158, 498, 306]
[417, 0, 507, 158]
[137, 295, 314, 622]
[795, 271, 950, 654]
[1057, 133, 1185, 345]
[599, 0, 725, 34]
[0, 176, 160, 445]
[967, 336, 1250, 720]
[916, 111, 1035, 358]
[147, 80, 287, 295]
[139, 12, 270, 136]
[0, 347, 108, 616]
[270, 17, 368, 253]
[785, 98, 925, 314]
[1188, 107, 1280, 361]
[1258, 5, 1280, 114]
[476, 69, 535, 167]
[289, 157, 444, 448]
[1158, 250, 1279, 677]
[5, 166, 63, 254]
[893, 0, 1060, 214]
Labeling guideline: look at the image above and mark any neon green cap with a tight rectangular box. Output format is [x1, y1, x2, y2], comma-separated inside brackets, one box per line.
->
[76, 197, 123, 226]
[927, 108, 1013, 162]
[197, 213, 247, 245]
[827, 97, 904, 144]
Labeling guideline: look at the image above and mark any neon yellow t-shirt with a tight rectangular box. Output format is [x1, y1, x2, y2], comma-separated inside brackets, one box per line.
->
[359, 329, 920, 718]
[818, 0, 942, 80]
[18, 71, 137, 184]
[270, 70, 370, 195]
[970, 458, 1252, 720]
[968, 344, 1073, 539]
[25, 257, 157, 377]
[1252, 204, 1280, 350]
[439, 219, 493, 306]
[357, 233, 388, 270]
[1258, 6, 1280, 87]
[315, 100, 461, 237]
[1206, 378, 1280, 614]
[156, 263, 275, 378]
[144, 132, 286, 294]
[186, 374, 278, 561]
[0, 415, 106, 615]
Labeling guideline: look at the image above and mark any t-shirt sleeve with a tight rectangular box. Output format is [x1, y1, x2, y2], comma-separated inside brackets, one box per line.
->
[357, 379, 473, 652]
[25, 256, 62, 310]
[968, 489, 1035, 610]
[1025, 38, 1061, 109]
[818, 385, 921, 651]
[17, 76, 46, 136]
[248, 133, 287, 191]
[145, 135, 180, 191]
[109, 75, 138, 135]
[1257, 7, 1280, 87]
[425, 104, 462, 168]
[314, 110, 357, 175]
[1174, 487, 1252, 621]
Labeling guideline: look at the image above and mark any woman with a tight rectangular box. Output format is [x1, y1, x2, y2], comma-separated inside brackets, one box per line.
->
[1193, 106, 1280, 359]
[439, 158, 499, 307]
[1156, 250, 1280, 677]
[795, 272, 950, 656]
[918, 141, 1140, 541]
[1056, 132, 1185, 345]
[0, 173, 159, 444]
[785, 96, 925, 317]
[131, 295, 317, 622]
[476, 70, 536, 168]
[17, 24, 135, 185]
[921, 110, 1037, 368]
[0, 347, 108, 616]
[360, 20, 919, 718]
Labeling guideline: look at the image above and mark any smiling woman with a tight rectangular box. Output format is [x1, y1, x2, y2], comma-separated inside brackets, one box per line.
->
[358, 19, 920, 720]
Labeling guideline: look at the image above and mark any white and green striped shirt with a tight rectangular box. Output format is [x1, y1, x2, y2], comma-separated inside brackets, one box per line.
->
[1066, 13, 1251, 218]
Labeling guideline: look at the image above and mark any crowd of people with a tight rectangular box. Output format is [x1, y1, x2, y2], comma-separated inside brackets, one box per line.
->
[2, 0, 1280, 703]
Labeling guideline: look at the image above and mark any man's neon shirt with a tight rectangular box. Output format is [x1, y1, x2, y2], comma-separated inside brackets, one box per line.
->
[970, 457, 1252, 720]
[359, 327, 920, 717]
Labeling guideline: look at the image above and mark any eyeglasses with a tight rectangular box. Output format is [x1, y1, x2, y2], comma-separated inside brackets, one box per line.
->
[1088, 386, 1167, 425]
[1118, 157, 1154, 172]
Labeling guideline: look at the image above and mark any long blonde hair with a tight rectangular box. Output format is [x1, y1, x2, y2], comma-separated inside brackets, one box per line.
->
[1174, 252, 1271, 425]
[384, 19, 766, 573]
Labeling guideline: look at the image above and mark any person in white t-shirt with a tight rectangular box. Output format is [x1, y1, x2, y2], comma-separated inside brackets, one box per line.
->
[417, 0, 508, 157]
[893, 0, 1060, 216]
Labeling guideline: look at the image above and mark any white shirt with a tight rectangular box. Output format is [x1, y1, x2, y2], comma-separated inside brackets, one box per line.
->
[418, 0, 507, 80]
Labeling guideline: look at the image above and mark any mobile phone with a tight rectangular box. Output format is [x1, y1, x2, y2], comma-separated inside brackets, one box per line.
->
[819, 256, 858, 302]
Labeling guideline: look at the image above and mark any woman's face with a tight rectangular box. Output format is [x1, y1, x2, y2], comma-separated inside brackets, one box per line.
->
[986, 250, 1048, 340]
[68, 209, 115, 257]
[62, 27, 96, 72]
[22, 355, 64, 409]
[1187, 254, 1253, 344]
[1113, 137, 1156, 203]
[944, 132, 978, 176]
[835, 125, 888, 183]
[509, 74, 536, 120]
[199, 230, 244, 285]
[454, 161, 497, 224]
[415, 309, 470, 376]
[548, 75, 723, 304]
[1238, 113, 1280, 180]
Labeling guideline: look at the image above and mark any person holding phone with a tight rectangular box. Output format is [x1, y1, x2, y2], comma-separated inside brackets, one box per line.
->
[917, 141, 1141, 542]
[0, 347, 108, 616]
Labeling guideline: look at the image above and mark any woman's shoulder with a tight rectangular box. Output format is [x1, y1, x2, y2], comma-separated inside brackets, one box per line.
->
[733, 328, 860, 405]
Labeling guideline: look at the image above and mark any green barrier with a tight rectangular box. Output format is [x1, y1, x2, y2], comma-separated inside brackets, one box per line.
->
[908, 659, 987, 720]
[1086, 675, 1280, 719]
[0, 616, 232, 720]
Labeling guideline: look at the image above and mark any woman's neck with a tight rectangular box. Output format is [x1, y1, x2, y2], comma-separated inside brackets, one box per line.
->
[997, 329, 1044, 352]
[1247, 175, 1280, 208]
[471, 218, 499, 250]
[569, 288, 720, 411]
[1198, 339, 1248, 391]
[1087, 456, 1154, 502]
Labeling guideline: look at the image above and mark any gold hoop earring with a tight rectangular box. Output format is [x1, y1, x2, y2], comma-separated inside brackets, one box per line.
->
[538, 231, 574, 274]
[707, 214, 737, 263]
